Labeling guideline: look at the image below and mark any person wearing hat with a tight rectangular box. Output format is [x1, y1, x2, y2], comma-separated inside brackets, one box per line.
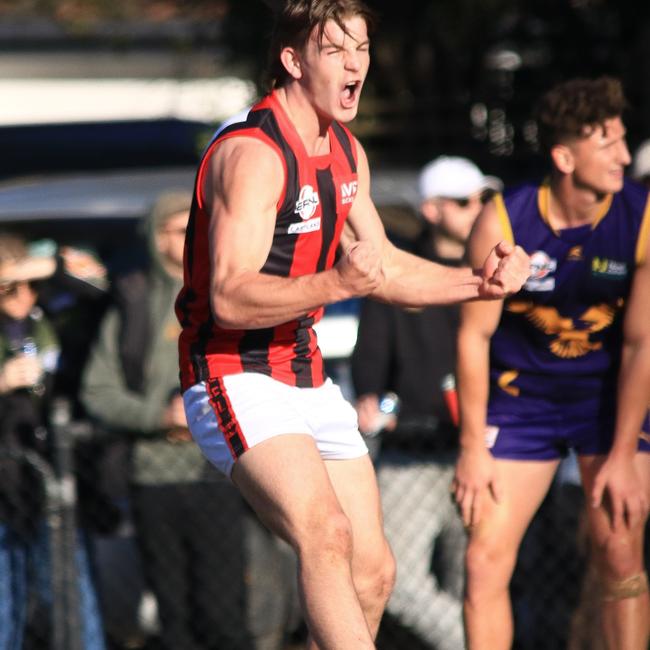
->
[351, 156, 500, 650]
[0, 232, 107, 650]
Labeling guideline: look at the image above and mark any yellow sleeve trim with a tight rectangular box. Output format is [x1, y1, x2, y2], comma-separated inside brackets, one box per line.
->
[537, 179, 612, 232]
[636, 193, 650, 265]
[536, 180, 558, 235]
[494, 193, 515, 245]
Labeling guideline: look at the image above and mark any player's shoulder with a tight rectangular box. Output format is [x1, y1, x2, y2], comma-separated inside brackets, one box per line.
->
[502, 179, 541, 203]
[208, 132, 284, 179]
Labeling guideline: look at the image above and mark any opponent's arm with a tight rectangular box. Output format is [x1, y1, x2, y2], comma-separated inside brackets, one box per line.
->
[591, 234, 650, 530]
[206, 137, 382, 329]
[342, 143, 530, 306]
[452, 203, 509, 527]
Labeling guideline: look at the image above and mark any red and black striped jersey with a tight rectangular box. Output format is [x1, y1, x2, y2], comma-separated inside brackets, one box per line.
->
[176, 91, 359, 391]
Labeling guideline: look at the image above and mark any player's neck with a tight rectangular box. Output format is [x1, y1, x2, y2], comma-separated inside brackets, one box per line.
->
[275, 85, 331, 156]
[547, 177, 608, 229]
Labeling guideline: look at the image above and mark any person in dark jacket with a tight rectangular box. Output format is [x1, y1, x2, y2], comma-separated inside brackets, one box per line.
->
[352, 157, 501, 650]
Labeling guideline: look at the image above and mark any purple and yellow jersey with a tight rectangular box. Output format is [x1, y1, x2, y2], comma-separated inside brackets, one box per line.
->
[489, 178, 650, 402]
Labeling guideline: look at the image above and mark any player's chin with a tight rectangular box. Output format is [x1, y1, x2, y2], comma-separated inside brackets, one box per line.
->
[605, 172, 625, 193]
[334, 105, 359, 123]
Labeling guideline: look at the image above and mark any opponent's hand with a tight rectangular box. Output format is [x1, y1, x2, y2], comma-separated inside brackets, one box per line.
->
[591, 456, 648, 532]
[335, 241, 384, 298]
[452, 445, 503, 528]
[0, 355, 43, 393]
[479, 241, 530, 300]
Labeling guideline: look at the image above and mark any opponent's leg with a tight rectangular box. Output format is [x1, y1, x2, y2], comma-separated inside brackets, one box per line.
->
[232, 433, 376, 650]
[464, 458, 559, 650]
[324, 453, 396, 639]
[579, 453, 650, 650]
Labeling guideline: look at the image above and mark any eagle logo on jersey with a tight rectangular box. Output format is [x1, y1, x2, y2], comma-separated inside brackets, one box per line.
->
[506, 300, 623, 359]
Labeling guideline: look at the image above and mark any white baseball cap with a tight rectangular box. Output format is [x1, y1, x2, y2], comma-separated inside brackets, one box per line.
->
[418, 156, 503, 201]
[632, 139, 650, 180]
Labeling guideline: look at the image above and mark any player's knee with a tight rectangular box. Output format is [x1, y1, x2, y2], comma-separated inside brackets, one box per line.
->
[378, 542, 397, 601]
[600, 571, 649, 602]
[591, 528, 644, 578]
[355, 541, 396, 609]
[299, 510, 354, 564]
[465, 536, 515, 592]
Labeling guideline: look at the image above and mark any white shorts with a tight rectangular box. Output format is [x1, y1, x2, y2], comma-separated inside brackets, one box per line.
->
[183, 373, 368, 477]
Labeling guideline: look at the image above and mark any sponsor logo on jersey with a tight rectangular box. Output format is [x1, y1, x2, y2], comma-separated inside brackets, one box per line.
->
[591, 256, 628, 279]
[524, 250, 557, 291]
[288, 217, 321, 235]
[341, 180, 358, 205]
[295, 185, 320, 220]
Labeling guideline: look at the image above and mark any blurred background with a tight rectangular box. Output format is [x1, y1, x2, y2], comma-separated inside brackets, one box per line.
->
[3, 0, 650, 178]
[0, 1, 649, 650]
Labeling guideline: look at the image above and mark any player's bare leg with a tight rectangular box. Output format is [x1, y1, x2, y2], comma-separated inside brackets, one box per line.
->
[232, 434, 385, 650]
[464, 459, 559, 650]
[579, 453, 650, 650]
[323, 454, 395, 640]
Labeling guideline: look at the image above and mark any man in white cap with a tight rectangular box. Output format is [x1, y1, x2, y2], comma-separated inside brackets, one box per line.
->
[352, 156, 502, 650]
[417, 156, 503, 260]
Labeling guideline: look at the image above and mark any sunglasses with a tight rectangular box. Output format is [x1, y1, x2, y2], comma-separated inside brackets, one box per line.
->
[0, 279, 42, 297]
[448, 190, 496, 208]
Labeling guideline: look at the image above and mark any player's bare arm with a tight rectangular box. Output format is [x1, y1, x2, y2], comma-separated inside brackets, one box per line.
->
[452, 203, 510, 526]
[591, 234, 650, 530]
[206, 137, 382, 330]
[342, 143, 530, 306]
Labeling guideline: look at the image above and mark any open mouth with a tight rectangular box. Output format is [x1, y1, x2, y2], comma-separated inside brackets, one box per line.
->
[341, 81, 361, 107]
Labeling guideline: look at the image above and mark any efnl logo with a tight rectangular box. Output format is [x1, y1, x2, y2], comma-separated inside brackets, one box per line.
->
[294, 185, 320, 220]
[289, 184, 321, 234]
[341, 180, 358, 205]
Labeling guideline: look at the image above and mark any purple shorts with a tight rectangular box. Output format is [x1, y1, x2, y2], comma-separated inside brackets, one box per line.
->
[486, 392, 650, 460]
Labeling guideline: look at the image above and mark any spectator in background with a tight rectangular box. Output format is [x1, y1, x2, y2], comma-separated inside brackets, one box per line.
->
[352, 156, 501, 650]
[0, 232, 105, 650]
[81, 192, 296, 650]
[632, 139, 650, 187]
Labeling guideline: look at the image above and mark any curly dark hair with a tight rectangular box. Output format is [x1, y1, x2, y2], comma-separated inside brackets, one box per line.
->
[534, 76, 627, 156]
[265, 0, 377, 90]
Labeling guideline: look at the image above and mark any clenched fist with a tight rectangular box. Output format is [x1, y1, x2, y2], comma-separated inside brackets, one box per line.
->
[478, 241, 530, 300]
[335, 241, 384, 298]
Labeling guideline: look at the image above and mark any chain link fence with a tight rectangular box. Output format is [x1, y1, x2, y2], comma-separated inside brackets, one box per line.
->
[5, 386, 648, 650]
